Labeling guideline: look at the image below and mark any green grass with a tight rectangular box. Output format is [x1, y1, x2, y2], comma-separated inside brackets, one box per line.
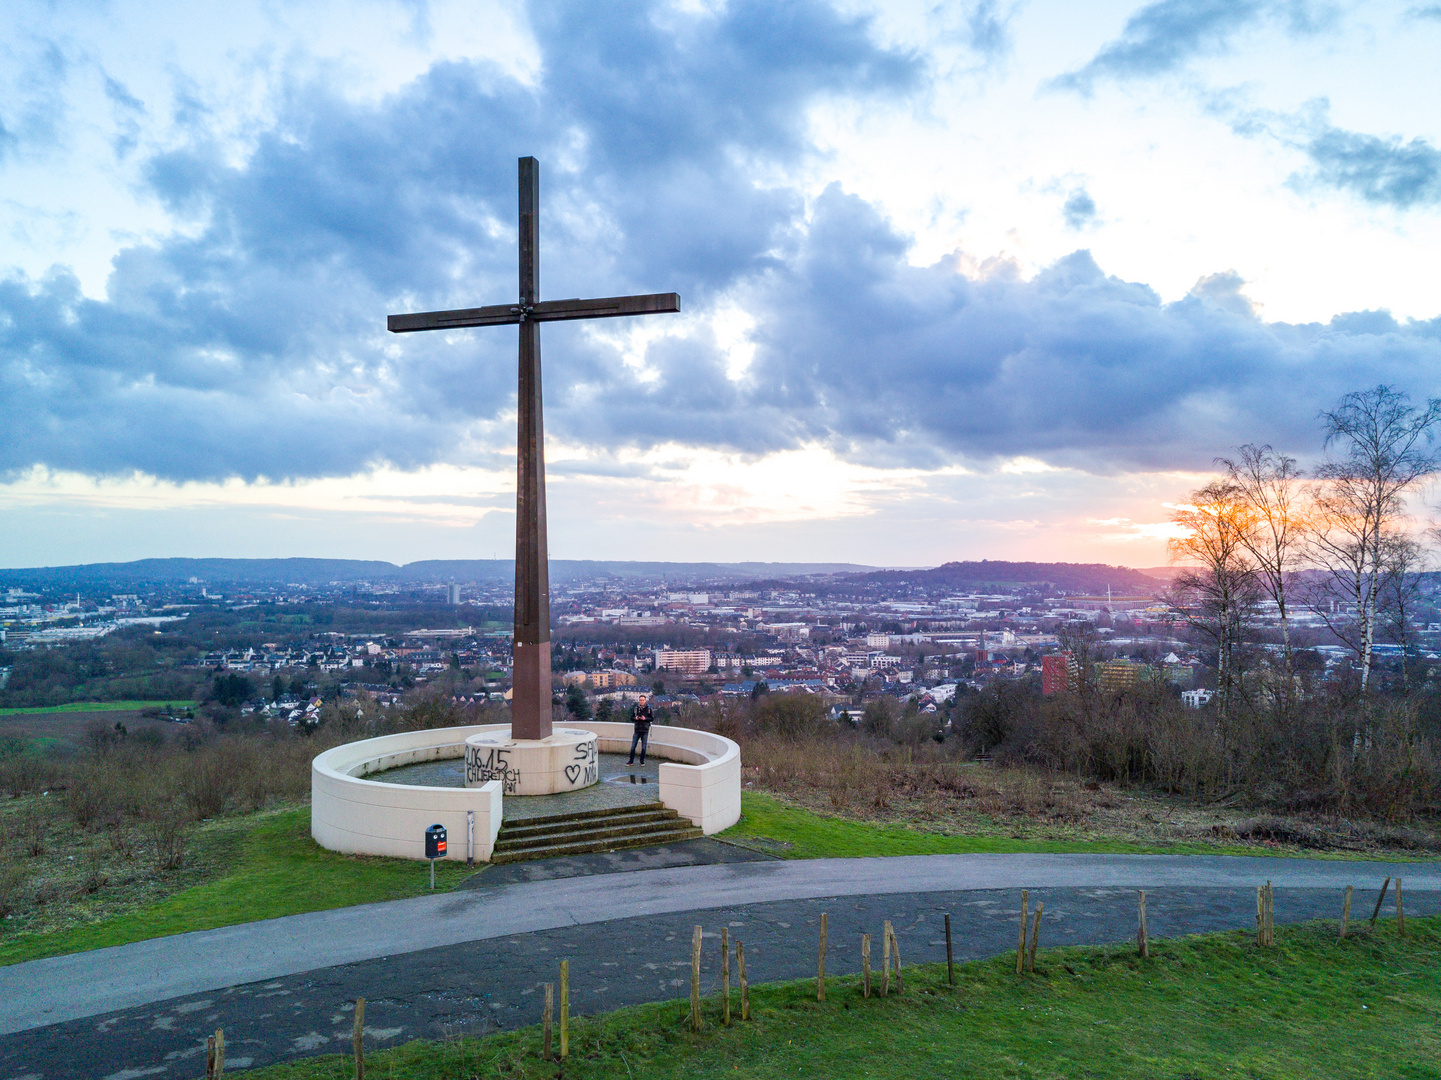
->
[0, 806, 472, 966]
[239, 917, 1441, 1079]
[0, 699, 198, 716]
[720, 790, 1377, 860]
[4, 791, 1416, 969]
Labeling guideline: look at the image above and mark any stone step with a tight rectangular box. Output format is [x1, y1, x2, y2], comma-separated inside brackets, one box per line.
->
[495, 801, 674, 842]
[493, 815, 689, 852]
[501, 800, 666, 828]
[490, 822, 705, 864]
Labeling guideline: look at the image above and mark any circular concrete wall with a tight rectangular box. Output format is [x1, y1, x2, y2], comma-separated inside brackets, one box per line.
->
[311, 722, 741, 862]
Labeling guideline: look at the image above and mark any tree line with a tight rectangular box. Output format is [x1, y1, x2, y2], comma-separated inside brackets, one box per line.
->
[1169, 384, 1441, 720]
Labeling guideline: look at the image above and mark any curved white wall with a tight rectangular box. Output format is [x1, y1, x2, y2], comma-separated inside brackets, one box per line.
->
[311, 721, 741, 862]
[578, 721, 743, 835]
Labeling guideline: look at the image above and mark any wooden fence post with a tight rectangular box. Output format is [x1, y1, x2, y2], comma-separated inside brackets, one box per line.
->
[543, 983, 553, 1061]
[722, 926, 731, 1025]
[737, 941, 749, 1020]
[1338, 886, 1353, 941]
[881, 922, 892, 997]
[206, 1028, 225, 1078]
[1369, 877, 1392, 927]
[817, 913, 827, 1002]
[353, 997, 365, 1080]
[945, 913, 954, 986]
[690, 926, 703, 1032]
[205, 1035, 216, 1080]
[1257, 883, 1274, 947]
[559, 960, 569, 1060]
[861, 934, 871, 998]
[1016, 891, 1029, 975]
[1138, 891, 1148, 958]
[889, 922, 903, 992]
[1026, 901, 1043, 973]
[1396, 878, 1405, 938]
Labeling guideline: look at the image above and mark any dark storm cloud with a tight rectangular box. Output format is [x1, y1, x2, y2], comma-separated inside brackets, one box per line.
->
[1052, 0, 1335, 93]
[555, 186, 1441, 475]
[1, 0, 918, 482]
[2, 0, 1435, 487]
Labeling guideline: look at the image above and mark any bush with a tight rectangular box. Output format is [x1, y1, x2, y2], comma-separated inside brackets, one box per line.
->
[142, 799, 190, 872]
[753, 694, 829, 739]
[861, 698, 897, 739]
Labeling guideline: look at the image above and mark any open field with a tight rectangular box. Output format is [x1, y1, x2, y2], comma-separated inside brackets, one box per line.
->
[0, 709, 186, 750]
[236, 916, 1441, 1079]
[0, 700, 197, 717]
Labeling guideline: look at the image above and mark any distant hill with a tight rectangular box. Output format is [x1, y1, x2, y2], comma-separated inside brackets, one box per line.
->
[1136, 566, 1183, 582]
[0, 557, 883, 588]
[852, 560, 1162, 596]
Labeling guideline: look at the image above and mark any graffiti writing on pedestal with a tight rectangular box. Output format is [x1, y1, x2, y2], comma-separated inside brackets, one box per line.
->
[466, 745, 520, 795]
[563, 739, 598, 786]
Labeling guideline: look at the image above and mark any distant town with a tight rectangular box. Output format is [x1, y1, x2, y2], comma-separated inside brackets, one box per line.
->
[4, 557, 1439, 718]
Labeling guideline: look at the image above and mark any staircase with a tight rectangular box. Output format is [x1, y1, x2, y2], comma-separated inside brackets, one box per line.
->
[490, 803, 703, 864]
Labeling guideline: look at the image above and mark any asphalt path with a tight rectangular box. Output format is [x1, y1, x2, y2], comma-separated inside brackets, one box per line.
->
[1, 854, 1436, 1079]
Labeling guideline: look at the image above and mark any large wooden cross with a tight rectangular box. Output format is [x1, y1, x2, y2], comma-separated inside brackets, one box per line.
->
[389, 157, 679, 741]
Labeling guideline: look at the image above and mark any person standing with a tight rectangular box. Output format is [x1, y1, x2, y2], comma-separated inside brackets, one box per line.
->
[627, 694, 653, 765]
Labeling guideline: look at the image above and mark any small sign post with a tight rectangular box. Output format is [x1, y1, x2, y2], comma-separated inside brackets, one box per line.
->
[425, 824, 447, 889]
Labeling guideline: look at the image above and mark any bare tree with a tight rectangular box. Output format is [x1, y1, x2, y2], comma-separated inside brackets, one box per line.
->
[1055, 619, 1103, 710]
[1377, 534, 1427, 691]
[1218, 444, 1306, 681]
[1168, 481, 1263, 724]
[1309, 386, 1441, 692]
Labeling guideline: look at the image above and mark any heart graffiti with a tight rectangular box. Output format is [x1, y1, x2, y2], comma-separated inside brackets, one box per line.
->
[564, 764, 582, 784]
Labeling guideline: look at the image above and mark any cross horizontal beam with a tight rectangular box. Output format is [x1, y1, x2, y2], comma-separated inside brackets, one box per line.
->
[387, 292, 680, 333]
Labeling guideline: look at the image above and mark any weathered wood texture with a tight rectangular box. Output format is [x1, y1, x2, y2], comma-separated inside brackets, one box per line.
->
[559, 959, 569, 1059]
[817, 913, 827, 1002]
[387, 293, 681, 332]
[543, 983, 553, 1061]
[353, 998, 365, 1080]
[722, 926, 731, 1026]
[1138, 890, 1149, 958]
[690, 926, 703, 1031]
[945, 912, 955, 986]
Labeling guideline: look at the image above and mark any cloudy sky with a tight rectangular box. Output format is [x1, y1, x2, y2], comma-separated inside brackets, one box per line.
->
[2, 0, 1439, 570]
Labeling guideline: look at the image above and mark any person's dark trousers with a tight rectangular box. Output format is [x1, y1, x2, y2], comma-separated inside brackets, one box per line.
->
[627, 729, 649, 765]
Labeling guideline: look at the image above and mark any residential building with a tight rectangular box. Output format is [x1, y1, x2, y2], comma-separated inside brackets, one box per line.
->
[654, 648, 713, 675]
[1042, 653, 1076, 696]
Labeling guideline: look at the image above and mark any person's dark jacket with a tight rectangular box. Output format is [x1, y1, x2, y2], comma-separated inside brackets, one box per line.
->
[632, 702, 654, 733]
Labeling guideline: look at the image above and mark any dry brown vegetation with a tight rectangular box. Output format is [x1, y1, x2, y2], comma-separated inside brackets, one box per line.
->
[677, 685, 1441, 855]
[0, 692, 507, 937]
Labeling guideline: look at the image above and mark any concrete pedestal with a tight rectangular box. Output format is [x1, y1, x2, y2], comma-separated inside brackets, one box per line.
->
[462, 727, 599, 796]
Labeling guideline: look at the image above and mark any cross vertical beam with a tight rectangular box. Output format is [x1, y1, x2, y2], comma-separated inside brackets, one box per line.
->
[512, 157, 550, 740]
[387, 156, 678, 748]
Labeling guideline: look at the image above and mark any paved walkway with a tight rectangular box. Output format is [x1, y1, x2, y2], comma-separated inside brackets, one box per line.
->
[14, 882, 1438, 1080]
[3, 853, 1436, 1044]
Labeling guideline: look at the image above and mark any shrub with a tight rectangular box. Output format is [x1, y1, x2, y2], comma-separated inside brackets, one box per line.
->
[754, 693, 829, 738]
